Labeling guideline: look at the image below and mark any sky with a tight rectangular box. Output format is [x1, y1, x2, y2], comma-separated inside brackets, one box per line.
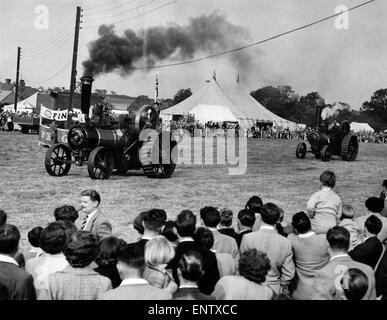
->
[1, 0, 386, 109]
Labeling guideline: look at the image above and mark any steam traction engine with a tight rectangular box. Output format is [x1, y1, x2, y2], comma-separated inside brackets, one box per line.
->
[44, 76, 177, 179]
[296, 106, 359, 162]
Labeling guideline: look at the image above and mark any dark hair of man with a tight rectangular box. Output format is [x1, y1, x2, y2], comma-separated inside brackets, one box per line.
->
[326, 227, 350, 251]
[176, 210, 197, 237]
[245, 196, 263, 213]
[133, 211, 147, 235]
[118, 243, 144, 271]
[344, 268, 369, 300]
[96, 236, 127, 267]
[291, 212, 312, 234]
[200, 206, 221, 228]
[238, 209, 256, 227]
[28, 226, 43, 248]
[0, 224, 20, 254]
[56, 220, 77, 242]
[383, 180, 387, 188]
[40, 222, 67, 255]
[320, 170, 336, 188]
[54, 205, 79, 223]
[80, 189, 101, 205]
[0, 209, 7, 226]
[143, 209, 167, 233]
[365, 197, 384, 213]
[161, 220, 178, 243]
[261, 203, 281, 225]
[178, 250, 203, 282]
[239, 249, 271, 284]
[193, 227, 214, 250]
[219, 208, 233, 227]
[365, 215, 382, 235]
[64, 231, 99, 268]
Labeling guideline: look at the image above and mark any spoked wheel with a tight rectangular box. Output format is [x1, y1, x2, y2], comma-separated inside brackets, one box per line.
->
[296, 142, 307, 159]
[320, 145, 332, 162]
[45, 143, 72, 176]
[341, 134, 359, 161]
[140, 132, 177, 179]
[87, 147, 114, 179]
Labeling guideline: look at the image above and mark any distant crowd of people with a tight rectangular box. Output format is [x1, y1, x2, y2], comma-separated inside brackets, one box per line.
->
[0, 110, 39, 131]
[1, 176, 387, 300]
[355, 130, 387, 144]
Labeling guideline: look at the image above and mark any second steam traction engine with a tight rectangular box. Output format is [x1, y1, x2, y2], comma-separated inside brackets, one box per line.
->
[44, 76, 177, 179]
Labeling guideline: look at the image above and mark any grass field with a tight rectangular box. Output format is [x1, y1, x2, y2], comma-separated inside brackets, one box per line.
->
[1, 131, 387, 252]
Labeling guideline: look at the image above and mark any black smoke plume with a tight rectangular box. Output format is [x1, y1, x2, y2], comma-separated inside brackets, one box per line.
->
[83, 12, 254, 77]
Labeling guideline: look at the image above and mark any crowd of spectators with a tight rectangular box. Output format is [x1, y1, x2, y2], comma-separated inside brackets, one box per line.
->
[1, 176, 387, 300]
[355, 130, 387, 144]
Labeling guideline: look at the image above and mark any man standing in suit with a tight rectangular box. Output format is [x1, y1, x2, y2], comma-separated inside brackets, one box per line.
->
[167, 210, 220, 295]
[100, 243, 171, 300]
[79, 190, 112, 239]
[349, 215, 383, 269]
[240, 206, 295, 294]
[235, 209, 256, 248]
[0, 224, 36, 300]
[200, 206, 239, 260]
[311, 227, 376, 300]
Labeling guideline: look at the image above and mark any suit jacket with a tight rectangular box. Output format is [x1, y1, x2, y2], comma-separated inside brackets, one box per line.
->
[311, 255, 376, 300]
[0, 282, 7, 300]
[173, 287, 214, 300]
[0, 261, 36, 300]
[375, 250, 387, 299]
[167, 240, 220, 295]
[235, 230, 252, 248]
[83, 209, 112, 240]
[355, 213, 387, 244]
[240, 227, 295, 294]
[212, 230, 239, 260]
[94, 264, 122, 289]
[39, 265, 112, 300]
[215, 252, 237, 277]
[100, 282, 172, 300]
[349, 236, 383, 269]
[218, 228, 238, 239]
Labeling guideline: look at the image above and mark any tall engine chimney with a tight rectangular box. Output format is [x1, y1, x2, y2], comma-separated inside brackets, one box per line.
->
[80, 75, 94, 116]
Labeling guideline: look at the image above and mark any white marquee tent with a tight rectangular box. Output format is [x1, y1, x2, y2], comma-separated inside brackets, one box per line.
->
[161, 77, 304, 130]
[350, 122, 374, 132]
[3, 92, 38, 113]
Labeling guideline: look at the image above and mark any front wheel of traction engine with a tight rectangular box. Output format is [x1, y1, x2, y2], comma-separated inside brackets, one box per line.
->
[87, 147, 114, 179]
[45, 143, 72, 176]
[140, 132, 177, 179]
[296, 142, 306, 159]
[320, 145, 332, 162]
[341, 134, 359, 161]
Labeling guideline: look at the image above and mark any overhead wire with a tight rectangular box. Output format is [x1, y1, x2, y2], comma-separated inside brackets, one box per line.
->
[25, 61, 72, 84]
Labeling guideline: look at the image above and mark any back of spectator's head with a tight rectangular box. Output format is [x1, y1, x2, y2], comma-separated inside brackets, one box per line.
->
[145, 235, 175, 267]
[176, 210, 197, 237]
[239, 249, 271, 285]
[383, 179, 387, 189]
[193, 227, 214, 250]
[0, 224, 20, 255]
[342, 268, 369, 300]
[161, 220, 178, 243]
[40, 222, 67, 254]
[143, 209, 167, 233]
[320, 170, 336, 188]
[326, 227, 350, 252]
[95, 236, 126, 268]
[117, 243, 145, 273]
[56, 220, 77, 242]
[200, 206, 221, 228]
[341, 205, 354, 220]
[64, 231, 99, 268]
[245, 196, 263, 213]
[291, 212, 311, 234]
[261, 203, 281, 225]
[133, 211, 147, 235]
[365, 197, 384, 213]
[54, 205, 79, 223]
[0, 209, 7, 226]
[219, 208, 233, 227]
[28, 226, 43, 248]
[237, 209, 256, 228]
[178, 250, 204, 282]
[365, 215, 382, 235]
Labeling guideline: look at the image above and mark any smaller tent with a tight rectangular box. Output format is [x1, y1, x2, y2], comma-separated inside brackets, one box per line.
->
[3, 92, 38, 113]
[350, 122, 374, 132]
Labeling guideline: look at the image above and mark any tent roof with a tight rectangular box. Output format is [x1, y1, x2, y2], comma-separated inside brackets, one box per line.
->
[350, 122, 374, 132]
[161, 78, 301, 129]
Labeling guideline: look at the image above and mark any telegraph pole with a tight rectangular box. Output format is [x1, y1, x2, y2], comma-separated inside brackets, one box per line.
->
[67, 6, 82, 128]
[14, 46, 21, 112]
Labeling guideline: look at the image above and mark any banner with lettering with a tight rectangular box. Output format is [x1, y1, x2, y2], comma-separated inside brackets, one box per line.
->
[40, 106, 82, 121]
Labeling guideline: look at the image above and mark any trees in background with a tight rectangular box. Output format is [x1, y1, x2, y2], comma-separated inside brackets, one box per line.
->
[172, 88, 192, 106]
